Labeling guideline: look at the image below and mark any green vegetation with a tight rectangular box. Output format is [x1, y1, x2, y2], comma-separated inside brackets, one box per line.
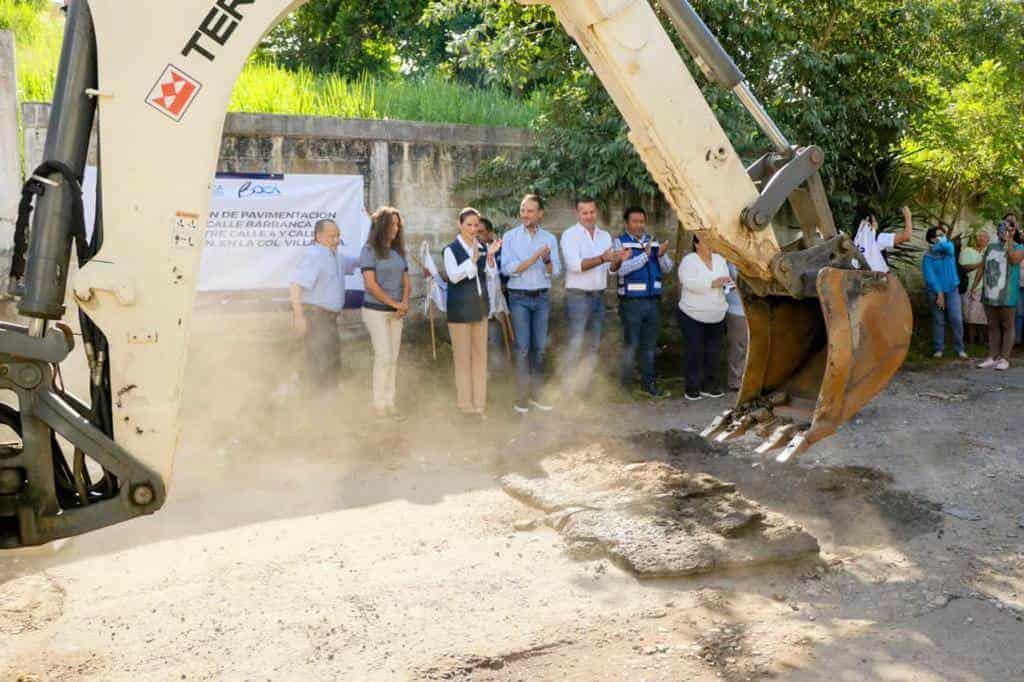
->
[1, 0, 62, 103]
[0, 1, 539, 128]
[231, 64, 539, 127]
[904, 60, 1024, 224]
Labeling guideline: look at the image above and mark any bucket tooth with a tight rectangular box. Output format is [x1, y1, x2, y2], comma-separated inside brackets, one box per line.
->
[754, 417, 779, 438]
[776, 431, 810, 463]
[716, 414, 755, 442]
[755, 423, 798, 455]
[702, 410, 734, 439]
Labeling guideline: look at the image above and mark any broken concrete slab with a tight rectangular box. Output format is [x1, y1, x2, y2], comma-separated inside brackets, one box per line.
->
[501, 438, 819, 578]
[943, 506, 984, 522]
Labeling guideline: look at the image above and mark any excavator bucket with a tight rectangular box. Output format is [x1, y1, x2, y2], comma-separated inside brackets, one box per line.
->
[704, 268, 912, 461]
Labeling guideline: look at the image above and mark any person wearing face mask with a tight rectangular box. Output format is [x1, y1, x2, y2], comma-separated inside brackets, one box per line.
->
[922, 226, 966, 359]
[852, 205, 914, 273]
[976, 220, 1024, 370]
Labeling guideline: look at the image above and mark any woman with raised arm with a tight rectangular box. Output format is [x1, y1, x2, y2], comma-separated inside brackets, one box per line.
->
[444, 208, 502, 418]
[976, 220, 1024, 370]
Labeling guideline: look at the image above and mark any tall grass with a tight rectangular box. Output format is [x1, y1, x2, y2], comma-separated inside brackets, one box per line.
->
[231, 64, 539, 128]
[1, 0, 63, 103]
[1, 3, 539, 128]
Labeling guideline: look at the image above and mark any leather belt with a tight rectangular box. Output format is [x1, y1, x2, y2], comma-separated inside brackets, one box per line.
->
[303, 304, 338, 316]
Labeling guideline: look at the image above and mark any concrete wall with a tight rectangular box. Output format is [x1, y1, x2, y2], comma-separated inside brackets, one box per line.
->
[0, 32, 19, 295]
[20, 105, 679, 245]
[19, 103, 679, 317]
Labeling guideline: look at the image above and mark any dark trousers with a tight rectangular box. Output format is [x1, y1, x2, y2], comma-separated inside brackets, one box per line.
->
[619, 297, 660, 389]
[676, 309, 725, 393]
[984, 304, 1016, 360]
[304, 306, 340, 391]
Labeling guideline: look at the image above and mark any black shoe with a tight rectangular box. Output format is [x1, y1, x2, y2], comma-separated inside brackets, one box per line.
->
[642, 384, 666, 398]
[700, 388, 725, 398]
[684, 391, 703, 401]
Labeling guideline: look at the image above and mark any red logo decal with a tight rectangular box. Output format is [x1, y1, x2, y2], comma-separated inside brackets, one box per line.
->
[146, 65, 202, 122]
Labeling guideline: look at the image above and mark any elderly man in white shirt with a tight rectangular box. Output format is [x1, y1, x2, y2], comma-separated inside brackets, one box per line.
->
[560, 197, 617, 402]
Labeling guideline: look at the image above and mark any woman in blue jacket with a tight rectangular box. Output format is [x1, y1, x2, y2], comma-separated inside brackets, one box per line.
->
[922, 225, 966, 358]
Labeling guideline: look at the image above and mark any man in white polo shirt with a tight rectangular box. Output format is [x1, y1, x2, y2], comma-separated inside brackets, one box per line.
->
[560, 197, 617, 402]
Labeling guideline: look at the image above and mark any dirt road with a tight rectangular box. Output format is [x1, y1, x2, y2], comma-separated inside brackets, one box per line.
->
[1, 350, 1022, 680]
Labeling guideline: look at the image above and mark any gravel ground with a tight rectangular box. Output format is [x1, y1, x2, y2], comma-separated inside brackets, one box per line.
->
[1, 334, 1022, 680]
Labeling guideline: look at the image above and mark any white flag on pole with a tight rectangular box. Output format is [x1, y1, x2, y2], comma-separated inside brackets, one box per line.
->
[487, 268, 508, 319]
[420, 241, 447, 314]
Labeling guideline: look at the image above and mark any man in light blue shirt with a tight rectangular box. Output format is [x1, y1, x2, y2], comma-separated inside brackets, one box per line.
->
[289, 219, 360, 391]
[501, 194, 562, 413]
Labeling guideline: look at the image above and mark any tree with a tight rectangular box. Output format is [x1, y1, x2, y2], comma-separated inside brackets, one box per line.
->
[904, 61, 1024, 226]
[256, 0, 444, 77]
[426, 0, 948, 229]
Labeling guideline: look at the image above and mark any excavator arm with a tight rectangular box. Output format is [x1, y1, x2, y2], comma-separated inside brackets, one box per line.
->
[0, 0, 910, 548]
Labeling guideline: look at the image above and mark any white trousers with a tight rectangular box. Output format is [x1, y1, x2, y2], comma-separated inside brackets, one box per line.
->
[361, 308, 404, 410]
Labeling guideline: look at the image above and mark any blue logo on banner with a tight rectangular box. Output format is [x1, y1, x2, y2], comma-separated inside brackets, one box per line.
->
[238, 181, 282, 199]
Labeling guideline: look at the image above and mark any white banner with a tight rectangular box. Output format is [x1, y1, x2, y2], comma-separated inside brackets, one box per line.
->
[83, 170, 370, 294]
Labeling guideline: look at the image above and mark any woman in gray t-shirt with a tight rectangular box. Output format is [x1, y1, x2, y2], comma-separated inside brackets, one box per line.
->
[360, 207, 410, 420]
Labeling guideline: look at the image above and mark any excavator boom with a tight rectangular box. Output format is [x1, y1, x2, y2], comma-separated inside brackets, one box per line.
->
[0, 0, 910, 547]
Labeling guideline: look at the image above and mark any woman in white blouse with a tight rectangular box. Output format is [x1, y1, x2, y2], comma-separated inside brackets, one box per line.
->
[677, 233, 732, 401]
[443, 208, 501, 417]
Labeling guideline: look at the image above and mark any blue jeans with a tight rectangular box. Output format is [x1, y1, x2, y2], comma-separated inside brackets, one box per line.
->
[928, 287, 964, 354]
[563, 290, 606, 397]
[509, 290, 551, 403]
[619, 297, 660, 389]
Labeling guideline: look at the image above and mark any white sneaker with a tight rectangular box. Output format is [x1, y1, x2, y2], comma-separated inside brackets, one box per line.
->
[932, 351, 943, 358]
[957, 351, 969, 359]
[995, 359, 1010, 371]
[529, 399, 554, 412]
[977, 357, 997, 369]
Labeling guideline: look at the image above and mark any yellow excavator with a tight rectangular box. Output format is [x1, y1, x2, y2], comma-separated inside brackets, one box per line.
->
[0, 0, 911, 548]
